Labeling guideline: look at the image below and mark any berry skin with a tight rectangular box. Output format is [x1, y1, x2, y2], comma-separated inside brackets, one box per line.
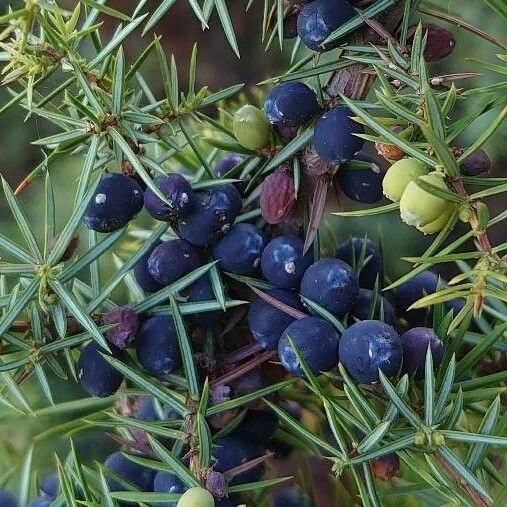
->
[409, 23, 456, 62]
[247, 289, 306, 350]
[144, 174, 193, 221]
[460, 149, 491, 176]
[337, 153, 384, 203]
[297, 0, 356, 52]
[213, 436, 264, 485]
[336, 237, 383, 290]
[261, 235, 312, 289]
[176, 487, 214, 507]
[214, 153, 244, 178]
[300, 258, 359, 318]
[264, 81, 319, 128]
[260, 165, 296, 225]
[382, 158, 428, 202]
[84, 173, 144, 233]
[212, 223, 266, 275]
[182, 276, 222, 326]
[134, 395, 175, 421]
[153, 471, 186, 507]
[339, 320, 402, 384]
[40, 473, 59, 497]
[178, 185, 243, 246]
[417, 204, 456, 235]
[352, 289, 395, 326]
[401, 327, 443, 379]
[104, 451, 155, 492]
[78, 342, 124, 397]
[400, 172, 453, 228]
[134, 242, 165, 293]
[0, 490, 17, 507]
[147, 239, 201, 286]
[278, 316, 339, 377]
[27, 498, 52, 507]
[233, 105, 271, 151]
[102, 306, 139, 350]
[137, 316, 180, 377]
[313, 106, 365, 164]
[230, 410, 279, 445]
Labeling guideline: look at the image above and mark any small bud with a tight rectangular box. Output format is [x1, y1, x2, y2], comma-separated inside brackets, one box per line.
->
[458, 203, 473, 223]
[102, 306, 139, 349]
[432, 431, 445, 447]
[260, 165, 296, 224]
[205, 471, 228, 499]
[409, 23, 456, 62]
[233, 104, 271, 151]
[414, 431, 426, 446]
[382, 158, 428, 202]
[460, 149, 491, 176]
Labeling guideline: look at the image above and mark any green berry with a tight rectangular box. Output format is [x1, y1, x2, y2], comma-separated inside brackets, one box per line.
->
[382, 158, 428, 202]
[417, 204, 456, 234]
[233, 105, 271, 151]
[400, 172, 453, 228]
[177, 487, 215, 507]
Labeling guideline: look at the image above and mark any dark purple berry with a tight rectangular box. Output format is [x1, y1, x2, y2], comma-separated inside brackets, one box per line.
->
[143, 174, 193, 221]
[336, 237, 383, 290]
[214, 153, 244, 178]
[371, 454, 400, 481]
[40, 473, 59, 498]
[261, 235, 312, 289]
[213, 223, 266, 275]
[401, 327, 443, 378]
[338, 153, 384, 203]
[274, 488, 312, 507]
[182, 276, 222, 326]
[104, 451, 155, 492]
[178, 184, 243, 246]
[264, 81, 319, 128]
[0, 490, 17, 507]
[136, 316, 181, 376]
[78, 342, 124, 397]
[300, 258, 359, 318]
[147, 239, 200, 286]
[230, 410, 279, 445]
[134, 241, 165, 293]
[339, 320, 402, 384]
[83, 173, 143, 233]
[134, 395, 175, 421]
[102, 306, 139, 349]
[278, 316, 339, 377]
[231, 369, 264, 396]
[247, 289, 306, 350]
[459, 149, 491, 176]
[153, 471, 186, 507]
[297, 0, 356, 52]
[205, 471, 228, 499]
[283, 12, 299, 39]
[352, 289, 395, 325]
[313, 106, 365, 164]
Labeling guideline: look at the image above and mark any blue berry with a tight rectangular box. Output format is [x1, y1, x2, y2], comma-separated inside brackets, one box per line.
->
[214, 153, 244, 178]
[134, 242, 165, 293]
[336, 237, 383, 290]
[213, 436, 264, 485]
[84, 173, 143, 233]
[102, 306, 139, 350]
[182, 276, 222, 326]
[104, 451, 155, 492]
[153, 471, 186, 507]
[0, 490, 17, 507]
[78, 342, 124, 397]
[261, 235, 312, 289]
[230, 410, 279, 445]
[144, 174, 193, 221]
[459, 149, 490, 176]
[40, 473, 59, 497]
[338, 153, 384, 203]
[264, 81, 319, 128]
[300, 258, 359, 318]
[297, 0, 356, 52]
[134, 395, 175, 421]
[339, 320, 402, 384]
[352, 289, 395, 325]
[147, 239, 201, 286]
[313, 106, 365, 164]
[213, 223, 266, 275]
[278, 316, 339, 377]
[27, 498, 52, 507]
[401, 327, 443, 378]
[247, 289, 306, 350]
[136, 316, 181, 377]
[178, 185, 243, 246]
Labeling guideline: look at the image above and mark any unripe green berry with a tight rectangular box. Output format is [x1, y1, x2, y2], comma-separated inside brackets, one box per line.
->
[382, 158, 428, 202]
[177, 487, 215, 507]
[417, 204, 456, 234]
[399, 172, 453, 227]
[233, 104, 271, 151]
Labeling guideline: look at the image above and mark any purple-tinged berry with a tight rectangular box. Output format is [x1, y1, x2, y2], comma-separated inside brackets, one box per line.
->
[147, 239, 201, 286]
[40, 473, 59, 498]
[352, 289, 395, 325]
[278, 316, 339, 377]
[338, 153, 384, 203]
[178, 185, 243, 246]
[78, 342, 124, 397]
[339, 320, 402, 384]
[371, 454, 400, 481]
[459, 149, 491, 176]
[153, 471, 186, 507]
[214, 153, 244, 178]
[136, 316, 181, 377]
[84, 173, 143, 233]
[313, 106, 364, 164]
[261, 235, 312, 289]
[134, 241, 165, 293]
[102, 306, 139, 349]
[182, 276, 222, 326]
[104, 451, 155, 492]
[0, 490, 17, 507]
[213, 223, 266, 275]
[144, 174, 194, 221]
[401, 327, 443, 378]
[264, 81, 318, 128]
[134, 395, 175, 421]
[300, 258, 359, 318]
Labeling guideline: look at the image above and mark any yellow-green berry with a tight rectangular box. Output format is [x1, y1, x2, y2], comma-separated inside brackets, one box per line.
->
[233, 105, 271, 151]
[177, 487, 215, 507]
[417, 204, 456, 234]
[382, 158, 428, 202]
[400, 172, 453, 228]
